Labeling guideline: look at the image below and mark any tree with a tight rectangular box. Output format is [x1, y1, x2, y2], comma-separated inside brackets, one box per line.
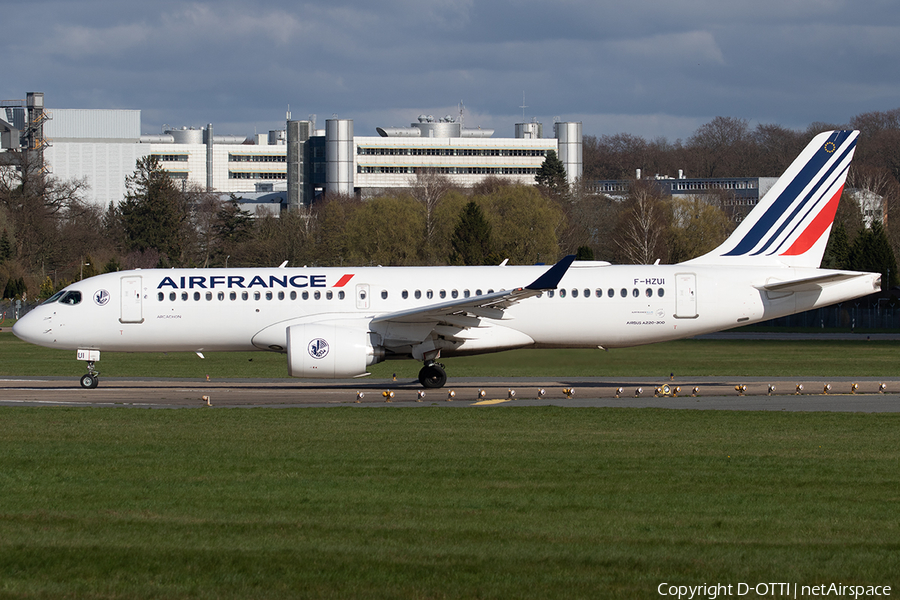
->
[848, 221, 898, 290]
[535, 150, 568, 195]
[212, 196, 255, 266]
[119, 156, 187, 263]
[449, 201, 497, 265]
[822, 222, 851, 270]
[615, 181, 670, 264]
[343, 195, 424, 266]
[668, 196, 734, 263]
[409, 168, 453, 262]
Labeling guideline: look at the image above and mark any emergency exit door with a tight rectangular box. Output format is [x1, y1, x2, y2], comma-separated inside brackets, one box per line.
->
[120, 276, 143, 323]
[674, 273, 698, 319]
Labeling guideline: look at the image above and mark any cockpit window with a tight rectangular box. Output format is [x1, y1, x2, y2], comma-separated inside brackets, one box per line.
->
[59, 291, 82, 305]
[42, 291, 66, 305]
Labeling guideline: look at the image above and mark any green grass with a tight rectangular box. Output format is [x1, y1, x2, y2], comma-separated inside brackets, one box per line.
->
[4, 329, 900, 379]
[0, 408, 898, 599]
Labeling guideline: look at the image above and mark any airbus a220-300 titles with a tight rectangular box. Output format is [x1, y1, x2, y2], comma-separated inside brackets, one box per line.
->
[13, 130, 880, 389]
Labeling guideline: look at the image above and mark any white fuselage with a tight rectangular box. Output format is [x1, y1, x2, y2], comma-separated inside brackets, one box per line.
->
[13, 262, 880, 360]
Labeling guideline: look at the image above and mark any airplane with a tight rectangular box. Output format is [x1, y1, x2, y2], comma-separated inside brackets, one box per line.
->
[12, 129, 880, 390]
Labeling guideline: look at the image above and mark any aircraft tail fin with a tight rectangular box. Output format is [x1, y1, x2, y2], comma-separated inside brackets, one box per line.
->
[683, 130, 858, 268]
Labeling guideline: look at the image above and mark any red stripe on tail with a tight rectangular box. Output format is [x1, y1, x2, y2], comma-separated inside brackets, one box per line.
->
[780, 186, 844, 257]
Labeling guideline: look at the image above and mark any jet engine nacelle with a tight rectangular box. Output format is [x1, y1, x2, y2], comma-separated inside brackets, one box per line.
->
[286, 323, 383, 379]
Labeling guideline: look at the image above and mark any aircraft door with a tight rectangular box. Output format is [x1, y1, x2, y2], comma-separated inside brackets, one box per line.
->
[356, 284, 370, 310]
[674, 273, 698, 319]
[120, 276, 144, 323]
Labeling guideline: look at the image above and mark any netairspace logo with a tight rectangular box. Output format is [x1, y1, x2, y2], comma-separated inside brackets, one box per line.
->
[657, 582, 892, 599]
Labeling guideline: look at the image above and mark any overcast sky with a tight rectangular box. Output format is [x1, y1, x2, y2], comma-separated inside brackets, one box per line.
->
[3, 0, 899, 141]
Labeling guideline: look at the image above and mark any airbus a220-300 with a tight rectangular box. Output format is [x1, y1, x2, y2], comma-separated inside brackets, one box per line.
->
[13, 130, 880, 389]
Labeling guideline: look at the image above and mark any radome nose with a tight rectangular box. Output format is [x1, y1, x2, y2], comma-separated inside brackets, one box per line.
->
[12, 311, 43, 344]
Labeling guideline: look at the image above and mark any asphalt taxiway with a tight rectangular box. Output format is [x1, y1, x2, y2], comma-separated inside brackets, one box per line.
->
[1, 376, 899, 411]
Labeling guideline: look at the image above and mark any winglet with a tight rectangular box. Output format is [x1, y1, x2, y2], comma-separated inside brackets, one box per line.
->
[526, 255, 575, 290]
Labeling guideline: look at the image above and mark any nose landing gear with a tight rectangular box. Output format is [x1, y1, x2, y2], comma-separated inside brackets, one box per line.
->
[80, 361, 99, 389]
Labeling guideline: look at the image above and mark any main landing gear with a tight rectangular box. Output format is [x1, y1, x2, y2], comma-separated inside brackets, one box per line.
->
[80, 361, 99, 389]
[418, 361, 447, 389]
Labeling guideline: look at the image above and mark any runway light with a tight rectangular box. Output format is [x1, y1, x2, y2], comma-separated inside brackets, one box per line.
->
[202, 395, 211, 406]
[537, 388, 546, 398]
[563, 387, 574, 399]
[507, 389, 516, 399]
[447, 390, 455, 401]
[392, 373, 397, 381]
[654, 386, 663, 397]
[767, 384, 776, 396]
[851, 383, 859, 394]
[673, 386, 681, 397]
[795, 384, 804, 395]
[417, 390, 425, 402]
[691, 386, 700, 397]
[615, 387, 624, 398]
[477, 389, 486, 399]
[634, 387, 643, 397]
[382, 390, 394, 402]
[879, 383, 887, 393]
[670, 372, 675, 381]
[735, 384, 747, 395]
[356, 391, 364, 403]
[823, 384, 832, 394]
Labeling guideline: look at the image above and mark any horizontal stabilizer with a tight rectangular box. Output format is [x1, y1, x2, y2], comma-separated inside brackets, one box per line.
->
[759, 272, 873, 293]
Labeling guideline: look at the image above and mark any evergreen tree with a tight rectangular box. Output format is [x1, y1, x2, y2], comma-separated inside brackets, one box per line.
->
[848, 221, 898, 290]
[575, 245, 594, 261]
[535, 150, 568, 194]
[822, 222, 852, 270]
[449, 201, 496, 265]
[0, 229, 12, 262]
[119, 156, 187, 263]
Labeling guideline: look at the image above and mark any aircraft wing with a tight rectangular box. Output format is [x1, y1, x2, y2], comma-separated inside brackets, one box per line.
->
[370, 255, 575, 328]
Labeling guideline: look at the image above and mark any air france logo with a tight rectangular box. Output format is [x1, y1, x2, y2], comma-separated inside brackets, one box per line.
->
[308, 338, 329, 360]
[94, 289, 110, 306]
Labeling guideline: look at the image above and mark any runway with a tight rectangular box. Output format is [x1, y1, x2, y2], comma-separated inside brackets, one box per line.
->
[2, 376, 900, 411]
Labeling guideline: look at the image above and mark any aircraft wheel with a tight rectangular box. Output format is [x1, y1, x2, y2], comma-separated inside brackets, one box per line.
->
[80, 374, 99, 389]
[419, 363, 447, 389]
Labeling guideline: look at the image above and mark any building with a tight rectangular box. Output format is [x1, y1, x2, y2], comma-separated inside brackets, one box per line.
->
[1, 93, 583, 212]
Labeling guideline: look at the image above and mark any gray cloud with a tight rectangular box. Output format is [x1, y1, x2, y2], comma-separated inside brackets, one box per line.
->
[4, 0, 899, 141]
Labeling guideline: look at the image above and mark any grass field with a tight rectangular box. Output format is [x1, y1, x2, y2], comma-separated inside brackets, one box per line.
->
[0, 408, 898, 599]
[3, 329, 900, 380]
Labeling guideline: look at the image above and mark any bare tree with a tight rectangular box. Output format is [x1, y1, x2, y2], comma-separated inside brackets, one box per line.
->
[615, 181, 670, 264]
[409, 168, 453, 261]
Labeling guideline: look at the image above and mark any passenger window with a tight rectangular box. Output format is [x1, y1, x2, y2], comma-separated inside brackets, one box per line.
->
[487, 289, 494, 294]
[645, 288, 652, 297]
[426, 290, 433, 299]
[548, 290, 555, 298]
[193, 292, 201, 301]
[230, 292, 237, 301]
[620, 288, 627, 298]
[584, 289, 590, 298]
[572, 289, 578, 298]
[158, 292, 164, 301]
[608, 288, 614, 298]
[181, 292, 188, 301]
[169, 292, 176, 301]
[658, 288, 665, 297]
[560, 289, 567, 298]
[253, 291, 261, 301]
[440, 290, 447, 299]
[326, 291, 333, 300]
[464, 290, 470, 298]
[302, 291, 309, 300]
[476, 289, 482, 296]
[277, 291, 284, 300]
[338, 291, 345, 300]
[451, 290, 459, 298]
[314, 291, 321, 300]
[241, 291, 249, 301]
[266, 291, 273, 301]
[402, 290, 409, 299]
[415, 290, 421, 299]
[595, 289, 602, 298]
[632, 288, 639, 298]
[206, 292, 213, 301]
[381, 290, 388, 299]
[290, 291, 296, 300]
[218, 291, 225, 301]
